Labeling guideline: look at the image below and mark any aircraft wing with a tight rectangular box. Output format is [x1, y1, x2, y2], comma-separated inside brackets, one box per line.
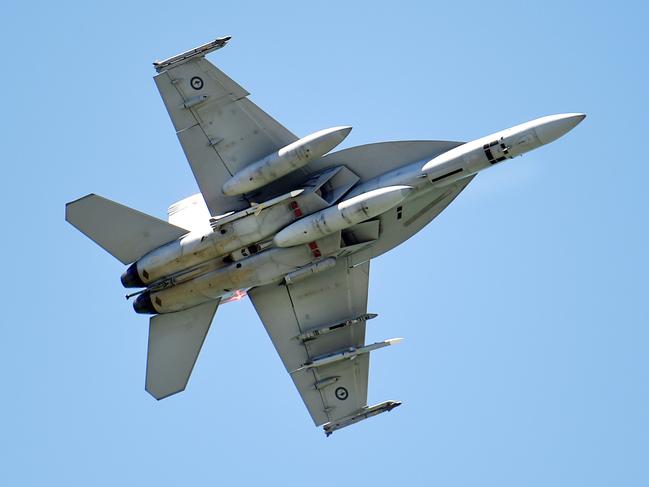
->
[249, 251, 398, 433]
[154, 38, 298, 217]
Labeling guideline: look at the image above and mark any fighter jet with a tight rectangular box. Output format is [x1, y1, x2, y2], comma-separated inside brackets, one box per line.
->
[65, 37, 585, 436]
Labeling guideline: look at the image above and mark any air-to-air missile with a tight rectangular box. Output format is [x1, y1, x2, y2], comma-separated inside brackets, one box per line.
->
[293, 338, 404, 372]
[342, 113, 586, 199]
[421, 113, 586, 187]
[323, 401, 402, 437]
[222, 126, 352, 196]
[273, 185, 413, 247]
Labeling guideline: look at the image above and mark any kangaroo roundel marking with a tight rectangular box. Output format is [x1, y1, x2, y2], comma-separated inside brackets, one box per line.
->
[190, 76, 204, 90]
[335, 387, 349, 401]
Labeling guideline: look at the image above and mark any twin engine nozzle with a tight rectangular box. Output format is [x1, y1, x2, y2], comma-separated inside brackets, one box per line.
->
[121, 262, 144, 288]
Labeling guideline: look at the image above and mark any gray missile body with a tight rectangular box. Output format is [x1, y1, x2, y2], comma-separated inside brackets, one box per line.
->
[222, 126, 352, 196]
[293, 338, 403, 372]
[274, 186, 412, 248]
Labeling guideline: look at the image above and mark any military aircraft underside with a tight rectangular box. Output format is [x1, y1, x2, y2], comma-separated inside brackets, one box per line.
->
[65, 37, 584, 436]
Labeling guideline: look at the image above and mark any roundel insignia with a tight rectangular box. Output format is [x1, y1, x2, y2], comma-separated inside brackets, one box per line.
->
[335, 387, 349, 401]
[190, 76, 204, 90]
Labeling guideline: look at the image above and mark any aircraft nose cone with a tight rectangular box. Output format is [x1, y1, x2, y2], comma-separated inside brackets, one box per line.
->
[535, 113, 586, 145]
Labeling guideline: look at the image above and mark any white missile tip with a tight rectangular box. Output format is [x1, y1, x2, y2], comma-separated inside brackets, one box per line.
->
[318, 125, 352, 137]
[558, 112, 586, 125]
[387, 338, 404, 346]
[535, 113, 586, 145]
[332, 125, 353, 139]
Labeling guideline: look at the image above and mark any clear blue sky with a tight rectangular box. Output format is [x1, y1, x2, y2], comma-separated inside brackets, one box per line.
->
[3, 1, 648, 485]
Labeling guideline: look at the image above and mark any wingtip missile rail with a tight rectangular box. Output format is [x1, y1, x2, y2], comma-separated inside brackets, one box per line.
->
[153, 36, 231, 72]
[323, 400, 402, 436]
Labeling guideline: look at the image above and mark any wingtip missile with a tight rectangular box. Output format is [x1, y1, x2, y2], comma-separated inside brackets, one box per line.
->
[323, 400, 403, 436]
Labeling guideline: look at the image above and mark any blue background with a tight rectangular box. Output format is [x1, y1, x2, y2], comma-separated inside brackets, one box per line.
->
[3, 1, 648, 485]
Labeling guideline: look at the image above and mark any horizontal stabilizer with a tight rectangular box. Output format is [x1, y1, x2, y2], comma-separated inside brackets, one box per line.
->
[146, 300, 219, 400]
[65, 194, 189, 264]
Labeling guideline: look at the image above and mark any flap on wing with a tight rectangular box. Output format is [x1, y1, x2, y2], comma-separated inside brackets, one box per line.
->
[65, 194, 188, 264]
[154, 55, 297, 216]
[146, 300, 219, 400]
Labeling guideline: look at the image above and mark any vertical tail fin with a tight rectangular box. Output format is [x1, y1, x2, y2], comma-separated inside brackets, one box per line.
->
[146, 300, 220, 400]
